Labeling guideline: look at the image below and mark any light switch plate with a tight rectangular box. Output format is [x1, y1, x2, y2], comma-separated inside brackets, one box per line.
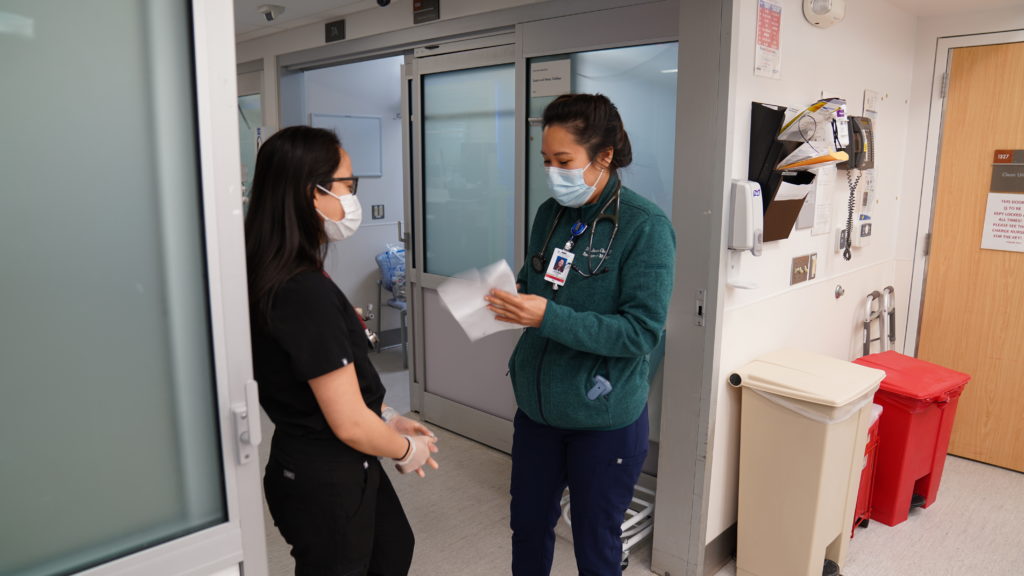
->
[791, 254, 811, 285]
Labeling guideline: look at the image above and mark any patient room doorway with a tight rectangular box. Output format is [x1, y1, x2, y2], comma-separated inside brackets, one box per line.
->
[284, 55, 411, 355]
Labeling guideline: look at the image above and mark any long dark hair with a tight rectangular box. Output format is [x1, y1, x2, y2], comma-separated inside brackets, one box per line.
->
[542, 93, 632, 170]
[245, 125, 341, 326]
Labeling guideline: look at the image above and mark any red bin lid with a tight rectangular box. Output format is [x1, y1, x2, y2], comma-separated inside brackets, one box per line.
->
[854, 351, 970, 401]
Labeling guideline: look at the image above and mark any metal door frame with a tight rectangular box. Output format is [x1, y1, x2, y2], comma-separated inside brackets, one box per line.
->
[905, 30, 1024, 355]
[406, 40, 520, 452]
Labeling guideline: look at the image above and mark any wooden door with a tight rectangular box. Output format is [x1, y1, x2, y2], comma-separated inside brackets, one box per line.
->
[917, 42, 1024, 472]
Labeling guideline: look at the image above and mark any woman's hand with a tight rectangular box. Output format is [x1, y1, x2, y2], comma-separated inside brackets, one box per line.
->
[384, 410, 437, 439]
[394, 435, 440, 477]
[485, 288, 547, 328]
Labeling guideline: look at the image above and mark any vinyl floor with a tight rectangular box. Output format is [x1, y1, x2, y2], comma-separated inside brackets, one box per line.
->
[260, 348, 1024, 576]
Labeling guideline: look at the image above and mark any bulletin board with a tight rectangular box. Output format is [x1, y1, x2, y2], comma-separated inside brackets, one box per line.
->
[310, 113, 383, 178]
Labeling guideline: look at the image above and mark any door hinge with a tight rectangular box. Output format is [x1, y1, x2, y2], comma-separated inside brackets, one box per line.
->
[232, 379, 262, 465]
[695, 289, 706, 327]
[939, 72, 948, 99]
[923, 232, 931, 256]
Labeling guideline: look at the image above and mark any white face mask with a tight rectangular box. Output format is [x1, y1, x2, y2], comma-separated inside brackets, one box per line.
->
[316, 184, 362, 241]
[545, 162, 604, 208]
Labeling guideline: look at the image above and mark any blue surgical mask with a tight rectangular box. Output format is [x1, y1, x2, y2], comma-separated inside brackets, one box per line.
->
[545, 162, 604, 208]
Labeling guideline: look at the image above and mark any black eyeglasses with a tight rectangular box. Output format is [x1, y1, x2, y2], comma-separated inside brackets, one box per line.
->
[321, 176, 359, 195]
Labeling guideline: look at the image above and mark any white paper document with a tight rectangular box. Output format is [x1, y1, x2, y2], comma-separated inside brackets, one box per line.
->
[437, 260, 521, 341]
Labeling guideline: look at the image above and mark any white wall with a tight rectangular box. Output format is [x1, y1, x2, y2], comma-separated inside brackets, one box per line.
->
[306, 58, 408, 331]
[896, 5, 1024, 355]
[705, 0, 917, 543]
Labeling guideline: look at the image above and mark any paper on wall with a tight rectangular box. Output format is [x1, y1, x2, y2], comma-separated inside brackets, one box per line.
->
[436, 260, 521, 341]
[811, 165, 837, 236]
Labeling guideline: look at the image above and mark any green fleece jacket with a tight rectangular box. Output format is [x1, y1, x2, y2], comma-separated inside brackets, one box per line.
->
[510, 174, 675, 430]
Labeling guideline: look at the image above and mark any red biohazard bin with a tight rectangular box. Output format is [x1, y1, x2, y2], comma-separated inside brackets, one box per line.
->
[851, 404, 883, 537]
[853, 351, 970, 527]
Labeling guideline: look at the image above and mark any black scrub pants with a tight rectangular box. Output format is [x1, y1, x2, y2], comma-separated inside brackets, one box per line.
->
[510, 406, 649, 576]
[264, 443, 414, 576]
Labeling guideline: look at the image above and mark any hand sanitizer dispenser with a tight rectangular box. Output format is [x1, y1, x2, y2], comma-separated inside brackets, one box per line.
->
[729, 180, 764, 256]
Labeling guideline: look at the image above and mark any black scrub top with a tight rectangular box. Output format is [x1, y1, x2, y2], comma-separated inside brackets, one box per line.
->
[251, 269, 385, 455]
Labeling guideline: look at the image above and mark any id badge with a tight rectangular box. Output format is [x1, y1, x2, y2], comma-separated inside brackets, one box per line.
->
[544, 248, 574, 287]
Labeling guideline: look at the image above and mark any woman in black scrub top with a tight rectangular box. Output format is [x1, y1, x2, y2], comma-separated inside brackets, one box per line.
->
[245, 125, 438, 576]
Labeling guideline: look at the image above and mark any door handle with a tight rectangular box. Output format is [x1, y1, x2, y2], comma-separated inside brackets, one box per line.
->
[231, 379, 262, 465]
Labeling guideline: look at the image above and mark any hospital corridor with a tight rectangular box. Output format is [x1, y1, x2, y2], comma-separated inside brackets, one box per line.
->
[2, 1, 1024, 576]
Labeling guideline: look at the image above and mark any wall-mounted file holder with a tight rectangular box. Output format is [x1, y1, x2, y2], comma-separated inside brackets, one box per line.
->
[749, 102, 816, 242]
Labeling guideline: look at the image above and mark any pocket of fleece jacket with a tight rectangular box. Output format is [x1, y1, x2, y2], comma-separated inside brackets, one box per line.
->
[566, 373, 615, 429]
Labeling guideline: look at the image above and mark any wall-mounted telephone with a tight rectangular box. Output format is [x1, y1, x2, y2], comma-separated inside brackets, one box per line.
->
[837, 116, 873, 261]
[839, 116, 874, 170]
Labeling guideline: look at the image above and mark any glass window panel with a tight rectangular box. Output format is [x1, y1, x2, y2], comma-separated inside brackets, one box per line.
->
[0, 2, 226, 575]
[423, 64, 515, 276]
[527, 43, 678, 238]
[239, 93, 262, 212]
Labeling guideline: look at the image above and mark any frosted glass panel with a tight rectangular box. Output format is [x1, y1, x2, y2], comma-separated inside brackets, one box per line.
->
[239, 93, 262, 208]
[423, 64, 515, 276]
[0, 2, 226, 575]
[527, 43, 678, 236]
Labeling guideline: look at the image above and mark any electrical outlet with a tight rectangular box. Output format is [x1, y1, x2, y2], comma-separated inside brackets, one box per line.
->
[836, 228, 850, 253]
[371, 204, 385, 220]
[791, 255, 811, 285]
[855, 221, 872, 247]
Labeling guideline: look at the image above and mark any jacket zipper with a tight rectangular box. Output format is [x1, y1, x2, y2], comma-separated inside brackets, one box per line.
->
[535, 340, 550, 424]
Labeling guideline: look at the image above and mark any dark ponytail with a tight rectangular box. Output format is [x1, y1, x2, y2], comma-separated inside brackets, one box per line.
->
[542, 93, 632, 170]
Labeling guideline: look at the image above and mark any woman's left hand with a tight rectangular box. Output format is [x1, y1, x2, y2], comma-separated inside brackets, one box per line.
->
[387, 414, 436, 439]
[485, 289, 547, 328]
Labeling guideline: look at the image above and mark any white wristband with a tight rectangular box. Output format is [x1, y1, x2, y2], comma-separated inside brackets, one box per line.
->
[381, 406, 400, 423]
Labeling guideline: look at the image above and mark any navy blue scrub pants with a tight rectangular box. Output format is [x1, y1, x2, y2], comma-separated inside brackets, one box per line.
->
[510, 406, 649, 576]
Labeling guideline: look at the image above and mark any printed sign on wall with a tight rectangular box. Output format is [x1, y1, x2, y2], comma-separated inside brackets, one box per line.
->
[530, 60, 571, 98]
[755, 0, 782, 79]
[981, 150, 1024, 252]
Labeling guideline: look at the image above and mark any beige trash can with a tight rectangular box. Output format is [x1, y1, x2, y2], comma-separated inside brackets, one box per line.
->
[729, 349, 884, 576]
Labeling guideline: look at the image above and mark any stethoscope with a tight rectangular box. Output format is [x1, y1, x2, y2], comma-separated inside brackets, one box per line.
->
[530, 182, 621, 278]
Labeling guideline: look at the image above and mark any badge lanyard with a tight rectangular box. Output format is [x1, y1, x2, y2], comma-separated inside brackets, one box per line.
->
[534, 183, 621, 291]
[543, 220, 587, 290]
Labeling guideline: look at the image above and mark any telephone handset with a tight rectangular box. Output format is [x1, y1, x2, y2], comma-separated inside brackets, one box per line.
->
[839, 116, 873, 260]
[839, 116, 874, 169]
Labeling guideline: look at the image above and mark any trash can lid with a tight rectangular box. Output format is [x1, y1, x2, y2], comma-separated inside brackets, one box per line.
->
[854, 351, 970, 401]
[736, 348, 885, 406]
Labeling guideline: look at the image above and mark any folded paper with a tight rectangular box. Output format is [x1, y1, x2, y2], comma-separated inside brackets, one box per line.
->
[437, 260, 520, 341]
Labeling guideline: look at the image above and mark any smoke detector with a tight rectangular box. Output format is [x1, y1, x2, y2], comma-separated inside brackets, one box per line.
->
[803, 0, 845, 29]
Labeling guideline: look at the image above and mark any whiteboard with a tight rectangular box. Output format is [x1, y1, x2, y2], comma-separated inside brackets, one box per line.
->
[310, 113, 383, 178]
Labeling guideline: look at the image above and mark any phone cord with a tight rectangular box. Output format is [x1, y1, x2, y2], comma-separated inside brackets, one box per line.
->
[844, 169, 863, 261]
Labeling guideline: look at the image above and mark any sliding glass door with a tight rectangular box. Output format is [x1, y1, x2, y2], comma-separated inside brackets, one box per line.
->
[0, 2, 266, 575]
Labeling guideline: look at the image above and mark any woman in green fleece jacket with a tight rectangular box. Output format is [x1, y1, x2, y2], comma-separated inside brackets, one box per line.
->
[485, 93, 675, 576]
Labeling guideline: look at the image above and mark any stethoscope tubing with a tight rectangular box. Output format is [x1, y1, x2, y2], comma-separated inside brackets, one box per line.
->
[531, 183, 621, 277]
